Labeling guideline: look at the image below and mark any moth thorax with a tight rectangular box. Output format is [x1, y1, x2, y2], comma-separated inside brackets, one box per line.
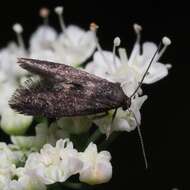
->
[122, 96, 131, 111]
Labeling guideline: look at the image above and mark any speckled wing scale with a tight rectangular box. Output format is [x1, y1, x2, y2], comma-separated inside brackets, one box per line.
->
[9, 58, 129, 118]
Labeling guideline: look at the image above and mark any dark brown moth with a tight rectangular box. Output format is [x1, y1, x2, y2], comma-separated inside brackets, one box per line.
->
[9, 44, 161, 169]
[9, 58, 132, 118]
[10, 41, 161, 118]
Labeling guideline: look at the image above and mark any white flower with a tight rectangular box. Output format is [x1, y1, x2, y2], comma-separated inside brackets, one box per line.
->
[86, 25, 171, 95]
[57, 116, 92, 135]
[46, 122, 70, 146]
[11, 123, 48, 151]
[53, 25, 96, 66]
[0, 175, 9, 190]
[11, 121, 72, 150]
[3, 167, 46, 190]
[0, 106, 33, 135]
[85, 50, 141, 97]
[30, 25, 57, 52]
[0, 42, 27, 82]
[79, 142, 112, 185]
[4, 175, 47, 190]
[0, 82, 16, 114]
[126, 37, 171, 84]
[95, 95, 148, 134]
[86, 50, 121, 81]
[0, 143, 20, 168]
[0, 164, 16, 189]
[25, 139, 83, 185]
[29, 25, 58, 61]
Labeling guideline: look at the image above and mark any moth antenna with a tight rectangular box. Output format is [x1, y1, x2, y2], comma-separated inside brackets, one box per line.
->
[54, 6, 66, 31]
[39, 7, 50, 25]
[12, 23, 25, 50]
[112, 37, 121, 70]
[129, 41, 163, 98]
[130, 109, 148, 169]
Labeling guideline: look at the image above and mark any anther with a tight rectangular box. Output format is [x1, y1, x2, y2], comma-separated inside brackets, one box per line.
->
[39, 7, 50, 25]
[162, 36, 171, 46]
[113, 37, 121, 47]
[54, 6, 63, 15]
[90, 22, 99, 32]
[13, 23, 23, 34]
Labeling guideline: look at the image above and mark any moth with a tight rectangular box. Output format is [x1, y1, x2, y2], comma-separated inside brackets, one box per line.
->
[10, 58, 133, 118]
[10, 42, 159, 118]
[9, 46, 160, 169]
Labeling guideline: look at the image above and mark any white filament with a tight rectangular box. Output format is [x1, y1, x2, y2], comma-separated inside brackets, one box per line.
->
[133, 23, 142, 43]
[157, 36, 171, 60]
[112, 37, 121, 70]
[118, 48, 128, 65]
[90, 23, 111, 71]
[54, 6, 66, 31]
[12, 23, 25, 50]
[39, 8, 49, 25]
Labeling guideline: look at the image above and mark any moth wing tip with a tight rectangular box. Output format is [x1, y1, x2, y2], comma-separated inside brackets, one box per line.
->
[17, 57, 28, 65]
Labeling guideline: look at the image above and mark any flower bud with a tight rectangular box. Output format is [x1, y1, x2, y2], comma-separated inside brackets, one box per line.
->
[0, 107, 33, 135]
[79, 142, 112, 185]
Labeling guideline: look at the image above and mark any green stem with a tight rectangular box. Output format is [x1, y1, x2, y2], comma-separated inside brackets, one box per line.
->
[99, 132, 120, 150]
[86, 129, 102, 145]
[63, 182, 83, 189]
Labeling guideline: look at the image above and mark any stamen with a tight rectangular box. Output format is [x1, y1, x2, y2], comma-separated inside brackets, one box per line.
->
[118, 48, 128, 65]
[133, 23, 142, 43]
[12, 23, 25, 50]
[157, 36, 171, 60]
[39, 7, 50, 25]
[112, 37, 121, 70]
[90, 22, 100, 50]
[90, 22, 99, 32]
[54, 6, 66, 31]
[90, 22, 111, 71]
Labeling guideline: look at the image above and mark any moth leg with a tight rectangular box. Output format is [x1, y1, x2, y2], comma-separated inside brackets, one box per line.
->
[128, 109, 148, 169]
[106, 108, 118, 139]
[92, 111, 109, 119]
[111, 108, 118, 123]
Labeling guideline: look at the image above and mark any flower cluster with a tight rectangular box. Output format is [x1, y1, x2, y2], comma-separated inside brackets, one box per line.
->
[0, 6, 171, 190]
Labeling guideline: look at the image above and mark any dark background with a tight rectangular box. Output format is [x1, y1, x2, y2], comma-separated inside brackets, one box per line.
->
[0, 0, 189, 189]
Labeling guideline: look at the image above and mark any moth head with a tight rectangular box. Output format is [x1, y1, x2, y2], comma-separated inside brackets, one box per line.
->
[122, 96, 131, 111]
